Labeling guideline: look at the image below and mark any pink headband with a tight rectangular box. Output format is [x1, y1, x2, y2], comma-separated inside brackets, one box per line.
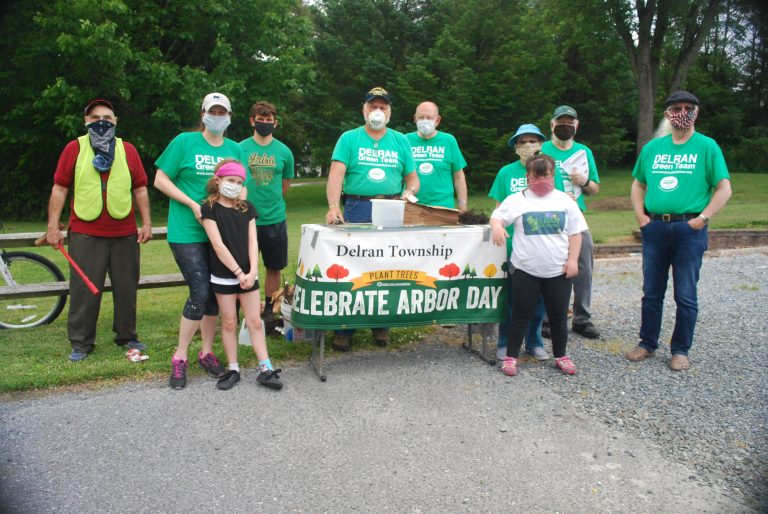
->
[215, 161, 245, 180]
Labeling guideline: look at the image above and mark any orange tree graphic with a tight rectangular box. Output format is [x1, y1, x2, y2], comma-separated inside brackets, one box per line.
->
[326, 264, 350, 282]
[483, 263, 498, 278]
[439, 263, 461, 280]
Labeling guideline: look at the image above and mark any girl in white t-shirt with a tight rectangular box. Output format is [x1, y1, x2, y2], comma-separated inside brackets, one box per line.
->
[490, 154, 587, 377]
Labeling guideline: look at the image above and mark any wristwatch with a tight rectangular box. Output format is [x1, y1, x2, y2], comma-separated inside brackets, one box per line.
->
[698, 214, 710, 224]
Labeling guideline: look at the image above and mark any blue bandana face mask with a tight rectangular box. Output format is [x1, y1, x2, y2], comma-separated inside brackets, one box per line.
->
[87, 120, 116, 173]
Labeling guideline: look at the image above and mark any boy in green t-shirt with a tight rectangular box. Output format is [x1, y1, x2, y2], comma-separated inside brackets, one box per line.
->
[240, 101, 295, 325]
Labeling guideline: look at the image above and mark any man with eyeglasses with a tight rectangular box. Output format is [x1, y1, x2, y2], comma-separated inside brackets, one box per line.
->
[627, 90, 731, 371]
[406, 101, 468, 211]
[46, 99, 152, 362]
[541, 105, 601, 339]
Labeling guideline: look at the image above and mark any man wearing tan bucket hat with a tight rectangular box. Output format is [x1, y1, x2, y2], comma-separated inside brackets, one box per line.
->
[324, 86, 419, 351]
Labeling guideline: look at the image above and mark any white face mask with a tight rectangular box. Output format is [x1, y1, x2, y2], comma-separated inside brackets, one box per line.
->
[203, 113, 231, 135]
[366, 109, 387, 130]
[417, 119, 436, 137]
[219, 181, 242, 199]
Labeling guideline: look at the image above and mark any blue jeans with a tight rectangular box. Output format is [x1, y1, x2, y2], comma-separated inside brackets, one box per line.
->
[498, 296, 545, 351]
[343, 198, 373, 224]
[337, 197, 385, 337]
[638, 220, 708, 355]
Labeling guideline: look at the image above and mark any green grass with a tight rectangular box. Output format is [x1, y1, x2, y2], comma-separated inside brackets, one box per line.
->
[1, 171, 766, 392]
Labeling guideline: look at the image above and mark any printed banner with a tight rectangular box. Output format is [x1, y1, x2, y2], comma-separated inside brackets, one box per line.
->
[290, 224, 508, 329]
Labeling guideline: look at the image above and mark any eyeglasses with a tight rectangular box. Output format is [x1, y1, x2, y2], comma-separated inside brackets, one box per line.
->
[517, 139, 540, 145]
[667, 105, 696, 113]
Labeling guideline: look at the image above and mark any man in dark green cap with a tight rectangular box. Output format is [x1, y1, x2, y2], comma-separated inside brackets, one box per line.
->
[541, 105, 601, 339]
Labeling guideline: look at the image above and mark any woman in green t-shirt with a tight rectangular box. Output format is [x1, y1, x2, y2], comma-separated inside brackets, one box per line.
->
[154, 92, 246, 390]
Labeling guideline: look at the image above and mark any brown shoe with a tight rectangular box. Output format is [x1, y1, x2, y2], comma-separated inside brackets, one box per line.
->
[372, 328, 389, 347]
[331, 333, 352, 352]
[669, 354, 690, 371]
[626, 346, 653, 362]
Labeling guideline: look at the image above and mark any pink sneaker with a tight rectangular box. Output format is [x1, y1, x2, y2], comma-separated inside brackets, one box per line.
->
[554, 356, 577, 375]
[500, 357, 518, 376]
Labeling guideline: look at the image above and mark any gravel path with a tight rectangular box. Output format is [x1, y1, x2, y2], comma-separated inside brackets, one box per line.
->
[477, 247, 768, 510]
[0, 248, 765, 512]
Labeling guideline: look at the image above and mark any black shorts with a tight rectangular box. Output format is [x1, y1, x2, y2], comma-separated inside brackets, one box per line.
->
[211, 279, 260, 295]
[257, 220, 288, 270]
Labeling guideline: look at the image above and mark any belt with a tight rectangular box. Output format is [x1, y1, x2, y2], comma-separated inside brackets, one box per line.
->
[344, 194, 399, 201]
[648, 212, 700, 222]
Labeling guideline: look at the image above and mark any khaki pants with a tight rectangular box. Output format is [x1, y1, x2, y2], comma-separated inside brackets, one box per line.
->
[67, 233, 139, 352]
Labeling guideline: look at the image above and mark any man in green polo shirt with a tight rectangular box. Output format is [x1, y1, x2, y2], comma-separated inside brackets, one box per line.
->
[627, 90, 731, 371]
[324, 86, 419, 351]
[406, 101, 468, 210]
[541, 105, 601, 339]
[240, 101, 295, 327]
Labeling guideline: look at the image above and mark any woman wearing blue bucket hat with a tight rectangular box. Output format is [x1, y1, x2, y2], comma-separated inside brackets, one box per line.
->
[488, 124, 549, 363]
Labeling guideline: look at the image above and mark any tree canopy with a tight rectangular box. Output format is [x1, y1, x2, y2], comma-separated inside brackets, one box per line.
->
[0, 0, 765, 219]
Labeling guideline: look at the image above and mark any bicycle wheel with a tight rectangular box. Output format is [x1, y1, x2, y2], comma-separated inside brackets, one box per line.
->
[0, 251, 67, 329]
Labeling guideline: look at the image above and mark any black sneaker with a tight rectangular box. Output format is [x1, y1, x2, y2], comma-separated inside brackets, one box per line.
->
[216, 370, 241, 390]
[198, 352, 225, 377]
[572, 322, 600, 339]
[257, 368, 283, 390]
[169, 357, 188, 390]
[541, 320, 551, 339]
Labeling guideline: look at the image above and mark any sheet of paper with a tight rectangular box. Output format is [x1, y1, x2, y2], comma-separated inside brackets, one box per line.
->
[560, 149, 588, 199]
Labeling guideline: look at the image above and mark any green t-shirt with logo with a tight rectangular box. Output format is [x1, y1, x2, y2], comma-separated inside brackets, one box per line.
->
[155, 132, 246, 243]
[239, 137, 295, 225]
[632, 132, 730, 214]
[405, 131, 467, 208]
[541, 141, 600, 212]
[331, 126, 416, 196]
[488, 160, 529, 256]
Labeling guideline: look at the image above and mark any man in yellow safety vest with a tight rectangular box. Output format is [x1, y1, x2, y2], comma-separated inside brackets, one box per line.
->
[46, 99, 152, 361]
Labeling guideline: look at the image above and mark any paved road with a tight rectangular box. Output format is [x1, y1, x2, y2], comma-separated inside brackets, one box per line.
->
[0, 340, 746, 513]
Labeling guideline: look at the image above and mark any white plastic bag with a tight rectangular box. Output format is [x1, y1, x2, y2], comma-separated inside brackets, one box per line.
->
[239, 318, 266, 346]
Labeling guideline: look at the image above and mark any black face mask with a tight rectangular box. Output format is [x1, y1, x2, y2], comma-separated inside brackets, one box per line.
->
[254, 121, 275, 137]
[553, 124, 576, 141]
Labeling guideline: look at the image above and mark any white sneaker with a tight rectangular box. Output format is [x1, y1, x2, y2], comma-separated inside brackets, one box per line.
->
[527, 346, 550, 361]
[496, 346, 507, 361]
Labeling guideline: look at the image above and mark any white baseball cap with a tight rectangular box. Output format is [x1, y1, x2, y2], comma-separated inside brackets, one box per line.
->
[201, 92, 232, 113]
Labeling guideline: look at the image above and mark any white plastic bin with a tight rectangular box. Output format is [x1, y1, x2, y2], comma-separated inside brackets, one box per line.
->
[370, 199, 405, 227]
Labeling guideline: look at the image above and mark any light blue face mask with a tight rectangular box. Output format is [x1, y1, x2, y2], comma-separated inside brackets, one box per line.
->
[203, 113, 231, 135]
